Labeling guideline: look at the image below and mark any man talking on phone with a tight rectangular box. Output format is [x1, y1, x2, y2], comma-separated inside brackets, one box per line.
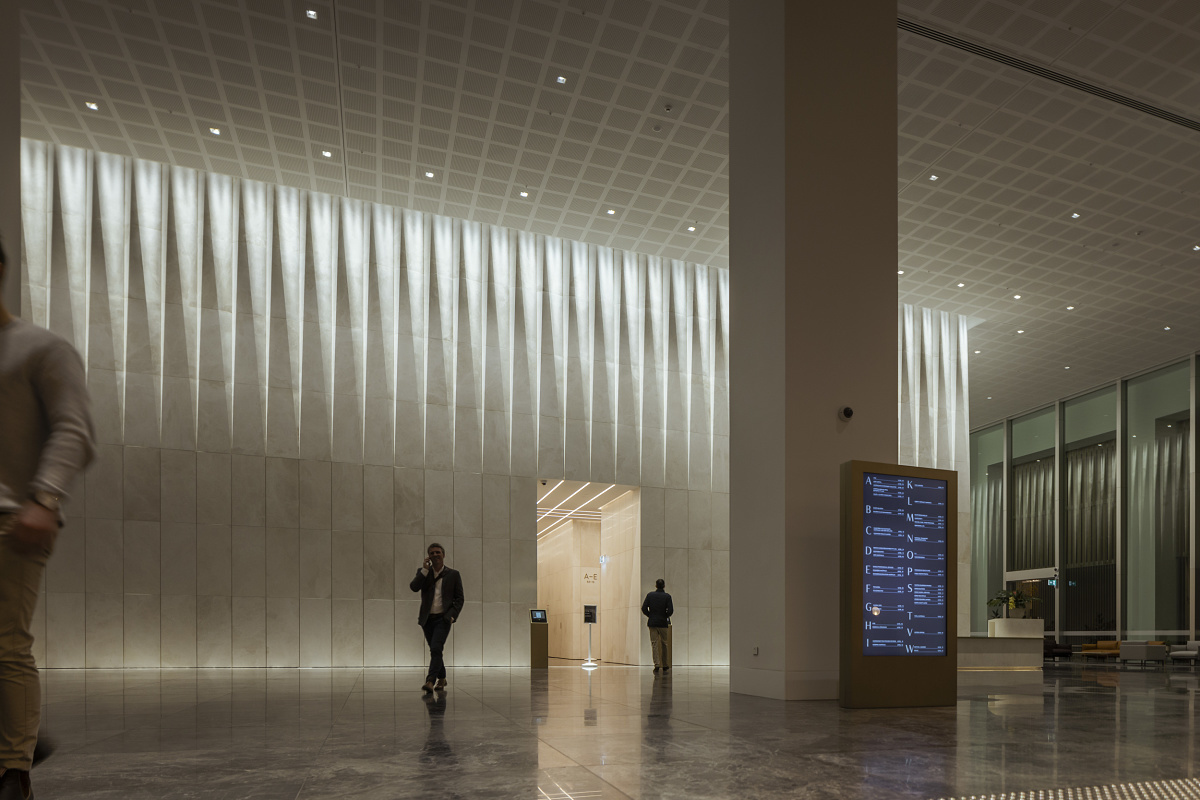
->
[409, 543, 464, 693]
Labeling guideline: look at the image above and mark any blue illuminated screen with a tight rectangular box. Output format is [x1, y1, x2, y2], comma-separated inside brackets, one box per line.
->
[862, 472, 948, 656]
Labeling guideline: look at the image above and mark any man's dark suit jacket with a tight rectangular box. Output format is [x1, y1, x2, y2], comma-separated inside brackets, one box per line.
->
[641, 590, 673, 628]
[409, 567, 465, 626]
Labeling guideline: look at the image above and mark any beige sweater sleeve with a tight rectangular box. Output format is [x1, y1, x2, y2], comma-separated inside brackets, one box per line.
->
[29, 338, 96, 499]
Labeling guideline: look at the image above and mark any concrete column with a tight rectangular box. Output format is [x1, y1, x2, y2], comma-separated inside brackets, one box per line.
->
[729, 1, 897, 699]
[0, 0, 19, 316]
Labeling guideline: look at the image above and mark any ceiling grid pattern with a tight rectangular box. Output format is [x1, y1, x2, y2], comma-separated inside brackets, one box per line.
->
[897, 1, 1200, 424]
[20, 0, 730, 269]
[19, 0, 1200, 426]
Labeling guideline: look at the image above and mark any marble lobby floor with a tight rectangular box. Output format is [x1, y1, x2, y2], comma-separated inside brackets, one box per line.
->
[25, 662, 1200, 799]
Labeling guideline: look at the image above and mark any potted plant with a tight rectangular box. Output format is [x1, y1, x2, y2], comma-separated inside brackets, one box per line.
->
[987, 588, 1040, 619]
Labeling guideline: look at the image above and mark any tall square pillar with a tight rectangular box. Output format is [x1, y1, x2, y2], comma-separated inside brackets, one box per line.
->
[729, 1, 898, 699]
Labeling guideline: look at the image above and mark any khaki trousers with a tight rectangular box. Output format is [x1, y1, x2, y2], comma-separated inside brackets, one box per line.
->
[0, 531, 48, 771]
[649, 626, 672, 668]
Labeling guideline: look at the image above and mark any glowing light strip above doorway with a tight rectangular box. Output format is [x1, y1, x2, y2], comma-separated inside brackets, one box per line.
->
[536, 483, 589, 522]
[536, 483, 618, 539]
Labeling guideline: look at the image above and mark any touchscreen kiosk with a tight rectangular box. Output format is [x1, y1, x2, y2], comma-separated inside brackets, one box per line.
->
[530, 610, 547, 623]
[840, 460, 957, 708]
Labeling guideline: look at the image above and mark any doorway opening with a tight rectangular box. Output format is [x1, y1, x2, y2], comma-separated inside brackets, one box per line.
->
[536, 481, 641, 665]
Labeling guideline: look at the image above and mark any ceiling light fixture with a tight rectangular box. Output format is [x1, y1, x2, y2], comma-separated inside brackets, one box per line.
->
[897, 270, 904, 275]
[1071, 213, 1080, 219]
[321, 150, 331, 158]
[974, 350, 981, 354]
[1013, 294, 1021, 299]
[85, 102, 98, 110]
[1194, 246, 1200, 251]
[1164, 326, 1172, 331]
[929, 175, 938, 181]
[209, 127, 220, 135]
[987, 396, 993, 400]
[606, 209, 615, 215]
[687, 226, 696, 232]
[556, 76, 567, 84]
[519, 191, 529, 198]
[306, 9, 318, 18]
[425, 171, 435, 178]
[1017, 329, 1025, 334]
[1064, 366, 1070, 369]
[1066, 305, 1075, 310]
[956, 282, 965, 288]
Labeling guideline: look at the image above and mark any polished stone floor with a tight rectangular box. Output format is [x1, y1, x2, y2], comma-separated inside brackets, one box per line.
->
[25, 661, 1200, 799]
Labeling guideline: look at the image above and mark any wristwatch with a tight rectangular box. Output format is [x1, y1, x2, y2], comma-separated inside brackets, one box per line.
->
[30, 490, 61, 513]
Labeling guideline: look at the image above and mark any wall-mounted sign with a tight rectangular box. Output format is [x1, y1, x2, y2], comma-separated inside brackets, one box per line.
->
[583, 604, 597, 624]
[861, 472, 948, 657]
[583, 571, 599, 584]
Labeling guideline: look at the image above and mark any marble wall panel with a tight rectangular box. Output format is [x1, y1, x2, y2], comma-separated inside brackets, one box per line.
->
[22, 143, 731, 667]
[232, 596, 266, 666]
[363, 599, 395, 666]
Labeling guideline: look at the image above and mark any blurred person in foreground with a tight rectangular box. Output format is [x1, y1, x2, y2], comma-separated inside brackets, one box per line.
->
[0, 234, 95, 800]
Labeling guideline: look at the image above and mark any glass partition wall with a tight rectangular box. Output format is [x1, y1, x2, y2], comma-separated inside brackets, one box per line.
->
[1009, 408, 1057, 633]
[970, 426, 1004, 634]
[1062, 387, 1117, 643]
[970, 358, 1197, 642]
[1125, 362, 1191, 640]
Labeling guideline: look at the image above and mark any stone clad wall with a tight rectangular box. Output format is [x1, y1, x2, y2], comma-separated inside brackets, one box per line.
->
[21, 140, 730, 667]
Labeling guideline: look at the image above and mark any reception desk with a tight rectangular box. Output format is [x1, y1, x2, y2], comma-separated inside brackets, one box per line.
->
[988, 618, 1044, 639]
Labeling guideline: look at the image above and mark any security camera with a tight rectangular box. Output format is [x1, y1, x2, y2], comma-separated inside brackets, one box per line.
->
[541, 480, 547, 486]
[838, 406, 854, 422]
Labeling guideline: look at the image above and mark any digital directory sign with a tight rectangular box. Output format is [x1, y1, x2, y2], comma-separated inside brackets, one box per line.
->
[840, 461, 957, 709]
[861, 472, 948, 656]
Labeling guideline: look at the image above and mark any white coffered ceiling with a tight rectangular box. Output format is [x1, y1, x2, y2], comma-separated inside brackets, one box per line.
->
[17, 0, 1200, 428]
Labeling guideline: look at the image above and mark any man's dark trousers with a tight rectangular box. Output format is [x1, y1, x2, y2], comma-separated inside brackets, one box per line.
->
[423, 613, 452, 682]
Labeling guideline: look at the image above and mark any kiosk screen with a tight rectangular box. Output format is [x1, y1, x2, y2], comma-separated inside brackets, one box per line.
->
[861, 472, 948, 656]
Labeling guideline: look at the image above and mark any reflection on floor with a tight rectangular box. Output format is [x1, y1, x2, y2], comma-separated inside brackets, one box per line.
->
[28, 662, 1200, 799]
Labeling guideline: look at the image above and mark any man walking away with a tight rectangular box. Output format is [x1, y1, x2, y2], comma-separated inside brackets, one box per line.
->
[642, 579, 674, 673]
[409, 543, 465, 693]
[0, 234, 95, 799]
